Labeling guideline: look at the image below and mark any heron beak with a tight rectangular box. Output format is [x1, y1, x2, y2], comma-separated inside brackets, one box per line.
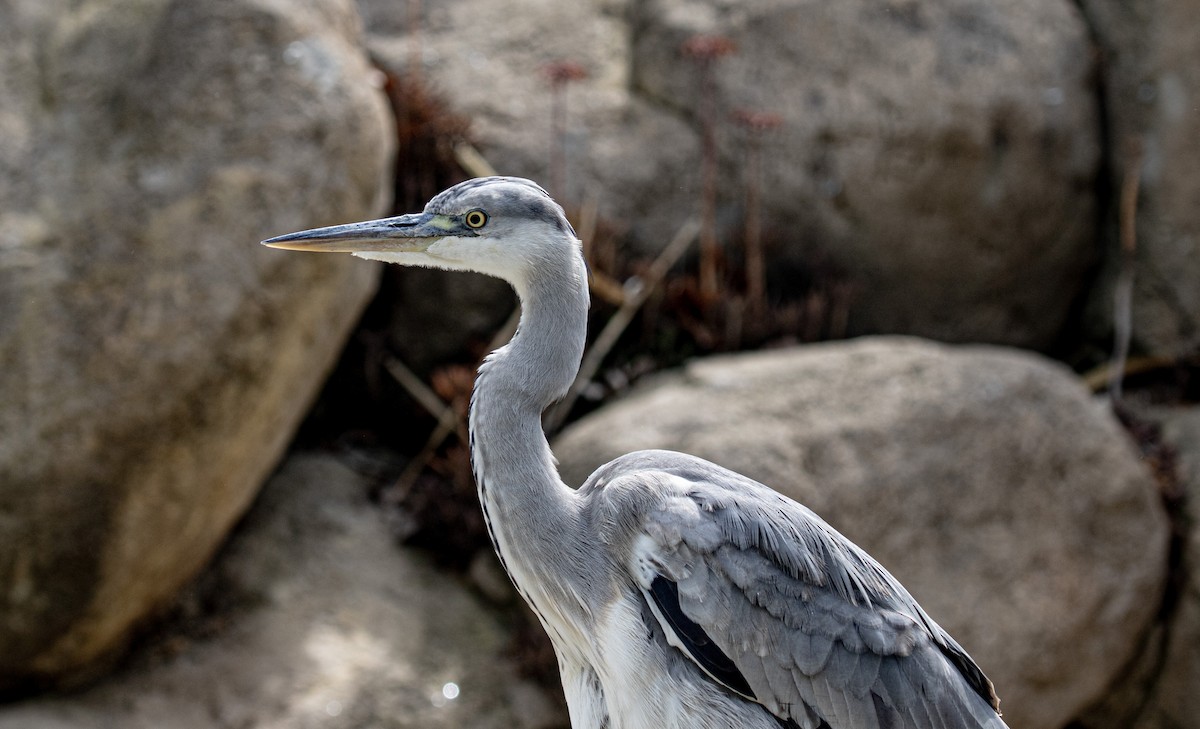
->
[261, 212, 464, 253]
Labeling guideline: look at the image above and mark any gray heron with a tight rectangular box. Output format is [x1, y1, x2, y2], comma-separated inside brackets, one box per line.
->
[264, 176, 1008, 729]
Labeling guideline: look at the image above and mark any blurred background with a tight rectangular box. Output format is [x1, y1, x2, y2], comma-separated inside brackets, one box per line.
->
[0, 0, 1197, 727]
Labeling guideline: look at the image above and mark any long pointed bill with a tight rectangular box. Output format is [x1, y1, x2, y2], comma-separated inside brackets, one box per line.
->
[261, 212, 466, 253]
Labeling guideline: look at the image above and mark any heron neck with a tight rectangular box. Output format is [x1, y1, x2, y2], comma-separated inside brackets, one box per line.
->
[468, 251, 590, 583]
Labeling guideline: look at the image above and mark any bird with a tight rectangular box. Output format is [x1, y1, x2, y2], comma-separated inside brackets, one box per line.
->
[264, 176, 1009, 729]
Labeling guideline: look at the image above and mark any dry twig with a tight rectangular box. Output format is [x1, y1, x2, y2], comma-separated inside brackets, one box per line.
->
[1110, 136, 1143, 403]
[544, 219, 702, 432]
[732, 109, 784, 322]
[682, 35, 737, 300]
[1082, 355, 1177, 393]
[543, 60, 589, 201]
[455, 142, 499, 178]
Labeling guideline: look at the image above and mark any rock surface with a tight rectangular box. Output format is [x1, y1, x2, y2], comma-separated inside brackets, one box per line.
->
[0, 453, 566, 729]
[554, 336, 1169, 729]
[1138, 407, 1200, 729]
[0, 0, 392, 687]
[1074, 404, 1200, 729]
[1071, 401, 1199, 729]
[1080, 0, 1200, 357]
[362, 0, 1099, 349]
[632, 0, 1100, 348]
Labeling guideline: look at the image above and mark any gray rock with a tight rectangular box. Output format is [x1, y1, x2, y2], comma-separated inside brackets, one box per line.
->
[0, 453, 566, 729]
[633, 0, 1100, 348]
[362, 0, 696, 224]
[0, 0, 393, 686]
[553, 336, 1169, 729]
[1080, 0, 1200, 358]
[362, 0, 1098, 349]
[1140, 407, 1200, 729]
[1081, 404, 1200, 729]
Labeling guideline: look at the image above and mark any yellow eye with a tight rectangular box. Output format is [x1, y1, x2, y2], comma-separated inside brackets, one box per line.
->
[464, 209, 488, 229]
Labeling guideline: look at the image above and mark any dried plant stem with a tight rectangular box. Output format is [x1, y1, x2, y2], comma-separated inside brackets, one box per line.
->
[550, 83, 567, 200]
[543, 61, 588, 202]
[681, 36, 735, 301]
[577, 191, 600, 262]
[1110, 136, 1143, 404]
[407, 0, 423, 82]
[544, 219, 702, 433]
[385, 355, 463, 488]
[1082, 355, 1175, 393]
[588, 272, 628, 307]
[455, 142, 498, 178]
[698, 62, 720, 300]
[743, 131, 765, 317]
[682, 45, 728, 301]
[384, 355, 455, 429]
[575, 191, 625, 306]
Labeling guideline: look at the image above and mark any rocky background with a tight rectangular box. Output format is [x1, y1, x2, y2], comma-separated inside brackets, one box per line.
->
[0, 0, 1196, 728]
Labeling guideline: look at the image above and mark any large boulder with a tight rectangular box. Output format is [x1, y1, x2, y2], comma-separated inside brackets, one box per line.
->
[631, 0, 1100, 348]
[361, 0, 1099, 349]
[0, 453, 566, 729]
[1080, 0, 1200, 357]
[554, 337, 1169, 729]
[0, 0, 393, 687]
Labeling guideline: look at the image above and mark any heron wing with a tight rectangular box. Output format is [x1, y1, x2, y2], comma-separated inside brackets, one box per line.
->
[584, 450, 1005, 729]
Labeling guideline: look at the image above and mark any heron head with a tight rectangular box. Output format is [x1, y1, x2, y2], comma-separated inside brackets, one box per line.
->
[262, 176, 579, 286]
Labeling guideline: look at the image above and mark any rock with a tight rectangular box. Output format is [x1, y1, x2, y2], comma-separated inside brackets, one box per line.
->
[0, 453, 567, 729]
[1080, 0, 1200, 357]
[1078, 404, 1200, 729]
[1139, 407, 1200, 728]
[553, 336, 1169, 729]
[362, 0, 1099, 349]
[361, 0, 697, 229]
[0, 0, 393, 687]
[1070, 401, 1198, 729]
[634, 0, 1100, 348]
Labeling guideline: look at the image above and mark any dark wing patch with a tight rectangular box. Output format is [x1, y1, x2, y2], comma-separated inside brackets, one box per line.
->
[648, 576, 756, 700]
[590, 452, 1008, 728]
[937, 637, 1001, 713]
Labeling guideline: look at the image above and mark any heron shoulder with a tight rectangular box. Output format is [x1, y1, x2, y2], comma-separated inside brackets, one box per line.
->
[578, 449, 1003, 722]
[580, 450, 897, 606]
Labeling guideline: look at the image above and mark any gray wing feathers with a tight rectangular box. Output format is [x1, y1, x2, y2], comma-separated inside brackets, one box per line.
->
[588, 450, 1006, 729]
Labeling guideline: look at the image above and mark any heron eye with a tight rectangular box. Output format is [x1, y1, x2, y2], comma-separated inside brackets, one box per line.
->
[464, 210, 488, 229]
